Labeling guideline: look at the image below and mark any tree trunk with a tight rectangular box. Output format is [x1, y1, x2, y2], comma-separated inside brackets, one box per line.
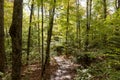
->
[85, 0, 90, 51]
[26, 0, 34, 65]
[103, 0, 107, 19]
[118, 0, 120, 9]
[66, 0, 69, 54]
[103, 0, 107, 47]
[37, 5, 40, 59]
[41, 0, 56, 79]
[41, 0, 44, 70]
[76, 0, 81, 49]
[9, 0, 23, 79]
[0, 0, 6, 74]
[115, 0, 118, 10]
[90, 0, 92, 20]
[41, 0, 44, 78]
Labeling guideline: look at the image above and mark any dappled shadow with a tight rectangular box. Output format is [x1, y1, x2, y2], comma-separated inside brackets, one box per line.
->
[21, 55, 77, 80]
[51, 56, 77, 80]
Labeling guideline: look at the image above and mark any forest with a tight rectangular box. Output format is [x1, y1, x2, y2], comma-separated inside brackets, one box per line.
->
[0, 0, 120, 80]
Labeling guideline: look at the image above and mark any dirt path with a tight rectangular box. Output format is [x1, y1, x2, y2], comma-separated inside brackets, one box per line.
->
[22, 56, 77, 80]
[51, 56, 77, 80]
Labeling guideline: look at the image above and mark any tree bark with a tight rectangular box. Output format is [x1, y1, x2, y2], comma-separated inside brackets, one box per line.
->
[103, 0, 107, 19]
[76, 0, 81, 49]
[66, 0, 69, 54]
[90, 0, 92, 20]
[0, 0, 6, 73]
[118, 0, 120, 9]
[37, 5, 40, 59]
[26, 0, 34, 65]
[103, 0, 107, 47]
[41, 0, 44, 71]
[41, 0, 56, 79]
[85, 0, 90, 51]
[41, 0, 44, 78]
[9, 0, 23, 79]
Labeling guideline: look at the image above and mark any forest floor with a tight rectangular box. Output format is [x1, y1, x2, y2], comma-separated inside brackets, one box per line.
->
[22, 55, 78, 80]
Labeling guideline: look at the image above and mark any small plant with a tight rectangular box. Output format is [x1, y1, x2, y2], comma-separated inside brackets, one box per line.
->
[75, 69, 91, 80]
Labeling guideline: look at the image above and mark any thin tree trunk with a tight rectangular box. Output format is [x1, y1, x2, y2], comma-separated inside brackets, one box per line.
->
[37, 6, 40, 56]
[26, 0, 34, 65]
[103, 0, 107, 19]
[41, 0, 44, 78]
[118, 0, 120, 9]
[41, 0, 44, 68]
[115, 0, 118, 10]
[90, 0, 92, 20]
[85, 0, 90, 51]
[0, 0, 6, 74]
[103, 0, 107, 47]
[76, 0, 81, 49]
[41, 0, 56, 79]
[66, 0, 69, 55]
[9, 0, 23, 79]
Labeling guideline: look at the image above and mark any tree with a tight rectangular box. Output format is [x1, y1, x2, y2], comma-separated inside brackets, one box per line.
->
[118, 0, 120, 9]
[90, 0, 92, 20]
[103, 0, 107, 19]
[41, 0, 44, 77]
[9, 0, 23, 79]
[66, 0, 70, 54]
[85, 0, 90, 51]
[103, 0, 107, 47]
[26, 0, 34, 65]
[37, 0, 40, 60]
[42, 0, 56, 79]
[76, 0, 81, 49]
[0, 0, 6, 73]
[41, 0, 44, 69]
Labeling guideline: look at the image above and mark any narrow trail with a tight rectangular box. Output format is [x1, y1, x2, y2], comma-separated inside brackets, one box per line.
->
[51, 56, 77, 80]
[22, 56, 77, 80]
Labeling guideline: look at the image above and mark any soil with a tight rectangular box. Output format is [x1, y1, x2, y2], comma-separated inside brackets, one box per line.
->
[21, 55, 77, 80]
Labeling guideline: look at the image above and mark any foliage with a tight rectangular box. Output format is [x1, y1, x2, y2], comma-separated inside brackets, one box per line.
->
[2, 0, 120, 79]
[75, 52, 120, 80]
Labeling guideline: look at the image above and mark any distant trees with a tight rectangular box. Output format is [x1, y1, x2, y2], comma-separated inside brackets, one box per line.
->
[0, 0, 6, 73]
[9, 0, 23, 79]
[1, 0, 120, 79]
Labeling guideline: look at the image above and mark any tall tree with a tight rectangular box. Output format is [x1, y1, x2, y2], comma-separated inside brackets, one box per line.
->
[85, 0, 90, 51]
[40, 0, 45, 78]
[85, 0, 92, 51]
[118, 0, 120, 9]
[0, 0, 6, 73]
[103, 0, 107, 19]
[115, 0, 118, 10]
[26, 0, 34, 65]
[66, 0, 70, 54]
[41, 0, 56, 79]
[9, 0, 23, 79]
[90, 0, 92, 20]
[37, 0, 40, 60]
[41, 0, 44, 71]
[76, 0, 81, 49]
[103, 0, 107, 47]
